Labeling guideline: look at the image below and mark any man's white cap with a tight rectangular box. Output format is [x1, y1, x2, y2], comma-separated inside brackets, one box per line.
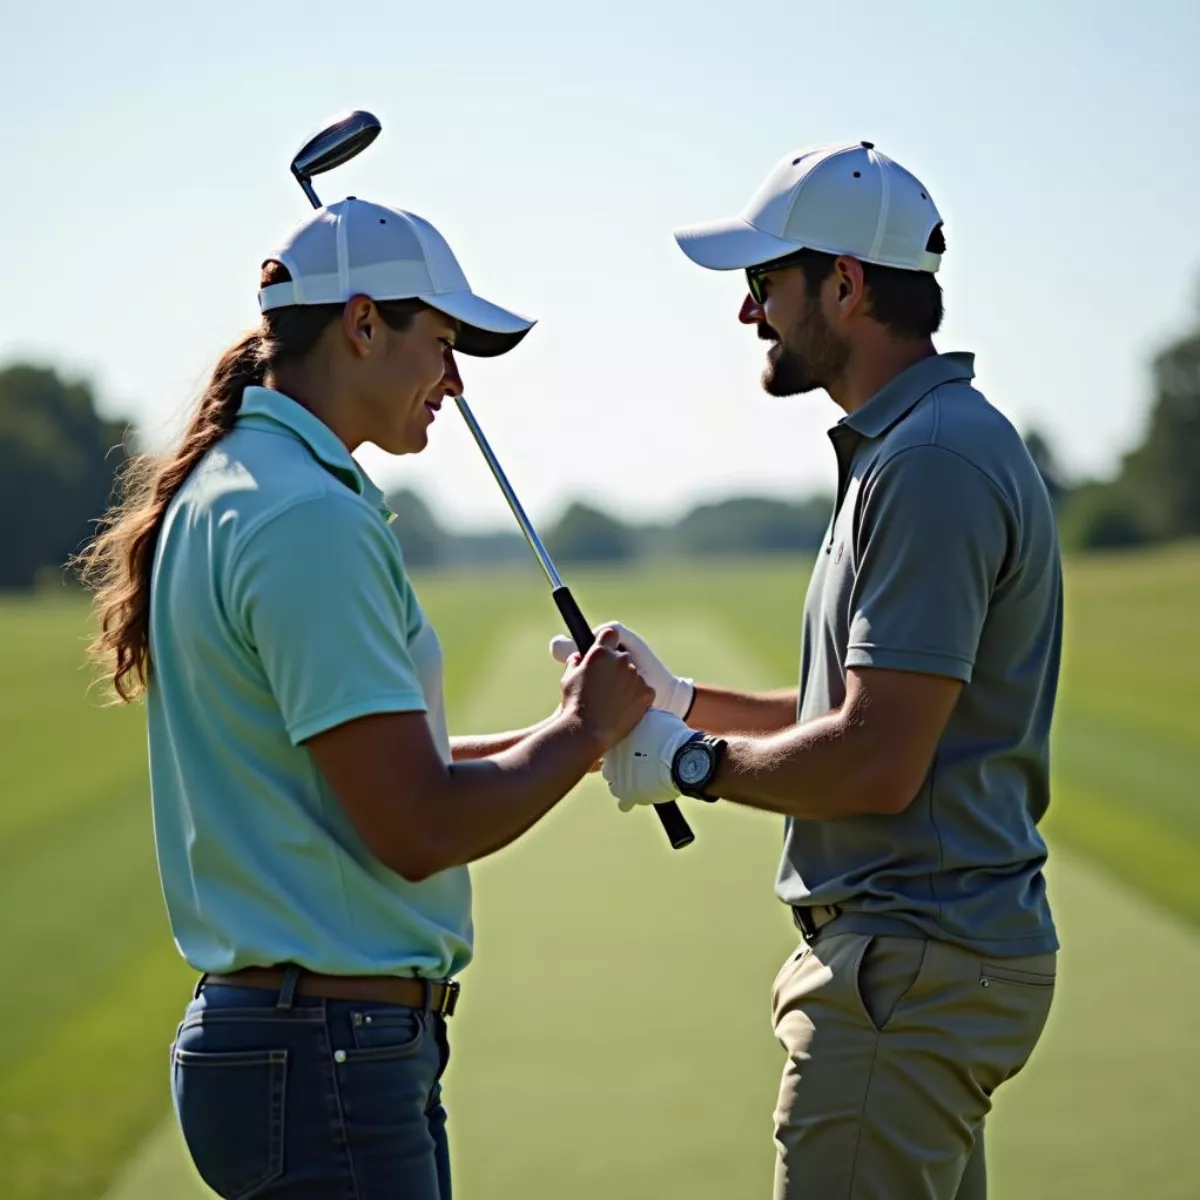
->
[258, 197, 535, 357]
[674, 142, 943, 274]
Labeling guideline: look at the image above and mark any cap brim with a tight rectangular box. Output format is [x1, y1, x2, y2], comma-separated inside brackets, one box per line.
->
[423, 289, 536, 358]
[673, 216, 801, 271]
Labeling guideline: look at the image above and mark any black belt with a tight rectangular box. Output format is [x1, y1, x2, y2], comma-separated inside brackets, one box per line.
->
[792, 903, 843, 941]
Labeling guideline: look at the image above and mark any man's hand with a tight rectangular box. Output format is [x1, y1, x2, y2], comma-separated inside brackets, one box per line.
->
[601, 710, 696, 813]
[550, 622, 695, 720]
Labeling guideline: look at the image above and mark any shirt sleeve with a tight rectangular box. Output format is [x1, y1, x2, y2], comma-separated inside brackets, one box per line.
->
[846, 445, 1012, 683]
[228, 494, 429, 744]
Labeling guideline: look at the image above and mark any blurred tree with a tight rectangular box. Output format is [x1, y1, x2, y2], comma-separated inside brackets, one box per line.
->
[675, 495, 831, 556]
[546, 501, 636, 563]
[0, 363, 129, 589]
[1022, 428, 1070, 512]
[1119, 318, 1200, 539]
[384, 487, 449, 568]
[1058, 480, 1147, 552]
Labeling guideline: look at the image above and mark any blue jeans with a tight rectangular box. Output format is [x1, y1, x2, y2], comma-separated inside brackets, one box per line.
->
[170, 969, 452, 1199]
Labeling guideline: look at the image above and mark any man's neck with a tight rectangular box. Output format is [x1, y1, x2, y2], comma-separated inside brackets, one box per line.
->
[827, 338, 938, 415]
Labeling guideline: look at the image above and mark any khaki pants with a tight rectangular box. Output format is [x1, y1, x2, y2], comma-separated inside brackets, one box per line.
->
[770, 931, 1055, 1200]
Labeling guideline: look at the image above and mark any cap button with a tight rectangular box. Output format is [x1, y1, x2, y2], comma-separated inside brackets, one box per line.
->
[860, 141, 875, 150]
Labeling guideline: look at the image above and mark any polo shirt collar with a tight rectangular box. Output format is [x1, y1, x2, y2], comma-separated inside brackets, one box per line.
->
[236, 386, 394, 522]
[839, 351, 976, 441]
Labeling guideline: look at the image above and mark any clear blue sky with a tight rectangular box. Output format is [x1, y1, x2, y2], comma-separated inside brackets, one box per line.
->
[3, 0, 1198, 530]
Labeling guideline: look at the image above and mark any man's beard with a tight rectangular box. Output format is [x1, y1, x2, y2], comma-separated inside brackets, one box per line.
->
[758, 300, 849, 397]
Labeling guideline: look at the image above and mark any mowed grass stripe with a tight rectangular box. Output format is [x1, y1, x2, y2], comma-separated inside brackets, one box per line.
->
[0, 774, 167, 1072]
[0, 596, 147, 848]
[1042, 780, 1200, 928]
[1051, 708, 1200, 841]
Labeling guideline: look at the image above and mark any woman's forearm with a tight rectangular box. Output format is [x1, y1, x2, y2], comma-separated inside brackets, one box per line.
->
[450, 712, 560, 761]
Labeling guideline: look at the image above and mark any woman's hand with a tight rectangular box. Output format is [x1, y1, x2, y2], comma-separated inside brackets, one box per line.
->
[558, 627, 654, 752]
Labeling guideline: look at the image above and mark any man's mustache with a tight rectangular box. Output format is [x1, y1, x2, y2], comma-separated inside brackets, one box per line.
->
[757, 322, 779, 342]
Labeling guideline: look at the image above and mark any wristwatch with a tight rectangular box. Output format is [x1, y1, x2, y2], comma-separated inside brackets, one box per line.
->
[670, 732, 726, 802]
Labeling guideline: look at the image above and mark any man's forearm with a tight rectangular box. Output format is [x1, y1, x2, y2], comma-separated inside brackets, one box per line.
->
[711, 712, 891, 820]
[687, 684, 799, 735]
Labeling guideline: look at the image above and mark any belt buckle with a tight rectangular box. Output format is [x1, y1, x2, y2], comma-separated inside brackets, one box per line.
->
[792, 906, 818, 941]
[434, 979, 460, 1018]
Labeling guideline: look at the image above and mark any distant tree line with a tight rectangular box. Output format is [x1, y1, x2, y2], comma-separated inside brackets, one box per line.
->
[0, 365, 130, 589]
[1023, 301, 1200, 551]
[383, 488, 834, 569]
[3, 280, 1200, 589]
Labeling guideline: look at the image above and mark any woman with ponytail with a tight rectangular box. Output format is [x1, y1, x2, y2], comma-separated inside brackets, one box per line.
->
[77, 198, 652, 1199]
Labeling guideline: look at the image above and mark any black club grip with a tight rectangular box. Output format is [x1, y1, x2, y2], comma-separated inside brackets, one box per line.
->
[552, 585, 695, 850]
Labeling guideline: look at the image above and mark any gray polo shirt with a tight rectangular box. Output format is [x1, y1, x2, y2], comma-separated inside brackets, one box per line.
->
[777, 351, 1061, 957]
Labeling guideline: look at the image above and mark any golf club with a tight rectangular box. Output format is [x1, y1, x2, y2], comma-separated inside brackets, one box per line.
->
[287, 112, 697, 851]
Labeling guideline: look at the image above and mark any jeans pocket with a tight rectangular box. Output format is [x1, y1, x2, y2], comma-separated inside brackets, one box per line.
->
[346, 1005, 427, 1061]
[172, 1045, 287, 1199]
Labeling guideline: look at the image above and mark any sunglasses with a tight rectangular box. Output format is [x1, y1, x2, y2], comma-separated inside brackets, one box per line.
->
[745, 249, 814, 305]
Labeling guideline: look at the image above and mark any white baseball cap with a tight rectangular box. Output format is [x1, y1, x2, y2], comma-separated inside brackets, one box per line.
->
[674, 141, 943, 274]
[258, 197, 536, 357]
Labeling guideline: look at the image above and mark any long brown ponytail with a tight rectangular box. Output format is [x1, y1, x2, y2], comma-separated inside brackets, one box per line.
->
[75, 261, 428, 703]
[75, 329, 267, 701]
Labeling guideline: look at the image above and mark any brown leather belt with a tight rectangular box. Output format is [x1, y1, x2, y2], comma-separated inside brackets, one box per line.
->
[199, 967, 461, 1017]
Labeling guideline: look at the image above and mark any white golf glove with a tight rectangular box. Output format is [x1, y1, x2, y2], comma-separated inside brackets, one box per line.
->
[602, 710, 697, 813]
[549, 622, 695, 720]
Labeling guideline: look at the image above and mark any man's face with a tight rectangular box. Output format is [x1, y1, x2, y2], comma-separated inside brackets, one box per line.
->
[740, 263, 849, 397]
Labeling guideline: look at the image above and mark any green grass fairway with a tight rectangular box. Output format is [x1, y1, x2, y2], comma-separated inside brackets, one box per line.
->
[2, 545, 1198, 1199]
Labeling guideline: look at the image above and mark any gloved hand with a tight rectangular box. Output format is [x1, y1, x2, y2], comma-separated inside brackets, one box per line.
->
[602, 710, 697, 813]
[549, 622, 694, 720]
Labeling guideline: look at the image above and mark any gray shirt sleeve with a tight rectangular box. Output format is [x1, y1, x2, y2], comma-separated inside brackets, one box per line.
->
[846, 445, 1012, 682]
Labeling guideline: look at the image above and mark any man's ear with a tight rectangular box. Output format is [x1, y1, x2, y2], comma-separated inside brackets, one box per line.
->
[833, 257, 867, 316]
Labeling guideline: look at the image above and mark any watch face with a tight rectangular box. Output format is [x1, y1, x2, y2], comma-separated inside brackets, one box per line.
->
[677, 744, 712, 787]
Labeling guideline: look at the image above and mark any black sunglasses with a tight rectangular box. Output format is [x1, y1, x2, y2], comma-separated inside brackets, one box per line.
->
[745, 249, 814, 304]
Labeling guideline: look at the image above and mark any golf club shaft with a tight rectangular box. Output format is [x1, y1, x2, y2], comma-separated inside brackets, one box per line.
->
[454, 397, 695, 851]
[296, 177, 321, 209]
[453, 397, 563, 591]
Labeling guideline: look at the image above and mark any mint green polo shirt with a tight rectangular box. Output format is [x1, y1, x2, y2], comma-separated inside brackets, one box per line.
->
[146, 385, 471, 979]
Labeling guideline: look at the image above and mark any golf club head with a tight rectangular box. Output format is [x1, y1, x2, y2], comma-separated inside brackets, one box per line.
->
[290, 110, 381, 207]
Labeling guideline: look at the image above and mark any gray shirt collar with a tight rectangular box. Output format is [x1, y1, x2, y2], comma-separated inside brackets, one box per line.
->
[838, 351, 976, 441]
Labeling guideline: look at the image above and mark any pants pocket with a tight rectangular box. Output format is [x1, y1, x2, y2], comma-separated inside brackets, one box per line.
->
[346, 1005, 427, 1062]
[171, 1044, 287, 1199]
[854, 935, 928, 1032]
[770, 946, 811, 1025]
[979, 963, 1056, 991]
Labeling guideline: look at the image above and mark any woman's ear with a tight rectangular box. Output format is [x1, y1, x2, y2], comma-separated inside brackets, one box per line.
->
[341, 295, 377, 357]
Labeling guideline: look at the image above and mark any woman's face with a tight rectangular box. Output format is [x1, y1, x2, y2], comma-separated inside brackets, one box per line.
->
[360, 306, 464, 455]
